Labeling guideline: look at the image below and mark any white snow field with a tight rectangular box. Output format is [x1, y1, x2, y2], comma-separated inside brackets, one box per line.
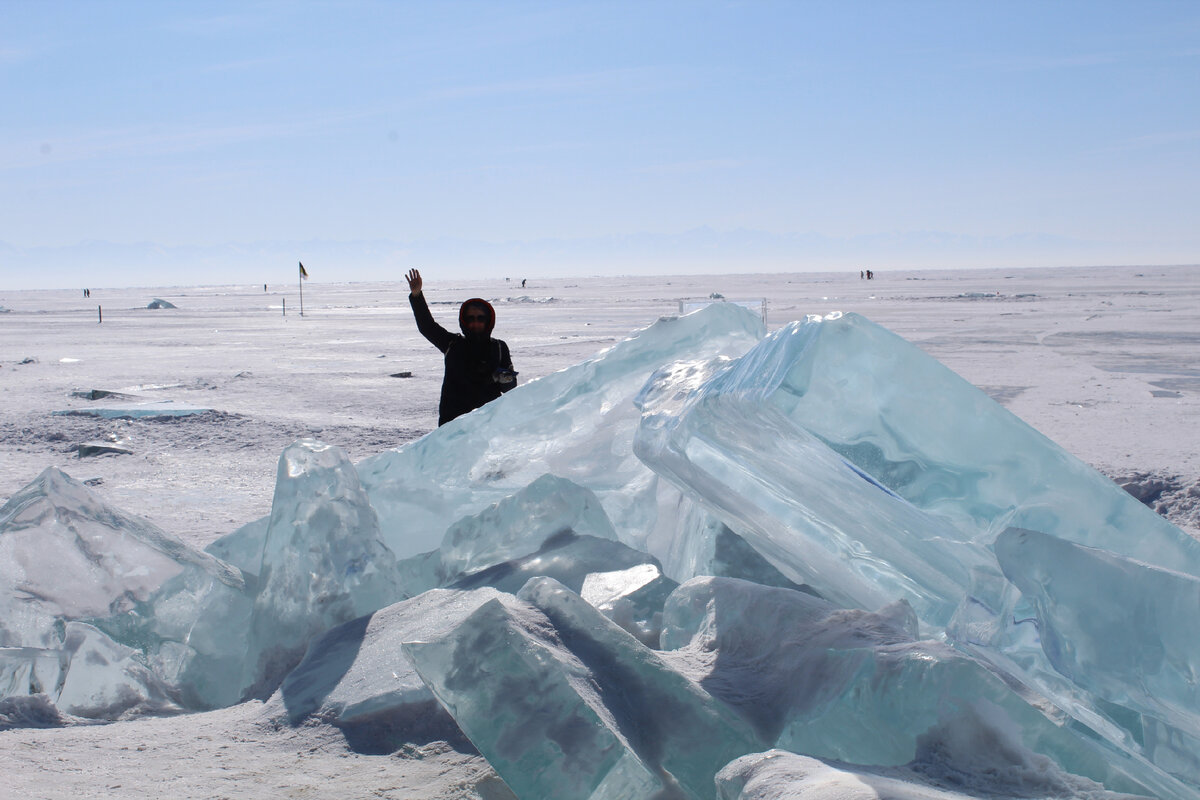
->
[1, 265, 1198, 800]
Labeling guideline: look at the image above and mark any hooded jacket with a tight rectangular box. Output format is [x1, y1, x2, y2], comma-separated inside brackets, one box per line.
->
[409, 293, 517, 426]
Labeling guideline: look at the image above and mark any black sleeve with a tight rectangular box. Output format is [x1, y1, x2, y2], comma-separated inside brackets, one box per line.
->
[409, 292, 455, 353]
[498, 340, 517, 393]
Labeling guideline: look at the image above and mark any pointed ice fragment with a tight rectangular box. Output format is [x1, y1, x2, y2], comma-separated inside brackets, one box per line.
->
[0, 468, 244, 649]
[517, 576, 762, 797]
[405, 597, 667, 799]
[242, 439, 401, 698]
[205, 516, 269, 580]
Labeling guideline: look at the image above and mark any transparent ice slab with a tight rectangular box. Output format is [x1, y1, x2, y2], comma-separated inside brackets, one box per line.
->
[358, 302, 766, 560]
[241, 439, 402, 699]
[404, 577, 761, 800]
[661, 577, 1167, 798]
[740, 312, 1200, 574]
[439, 472, 619, 579]
[634, 352, 991, 626]
[0, 622, 178, 720]
[997, 526, 1200, 783]
[0, 467, 244, 649]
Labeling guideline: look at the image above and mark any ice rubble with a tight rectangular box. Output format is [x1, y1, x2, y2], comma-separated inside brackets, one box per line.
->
[2, 304, 1199, 798]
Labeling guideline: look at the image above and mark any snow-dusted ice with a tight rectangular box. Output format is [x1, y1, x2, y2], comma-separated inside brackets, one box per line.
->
[2, 277, 1200, 800]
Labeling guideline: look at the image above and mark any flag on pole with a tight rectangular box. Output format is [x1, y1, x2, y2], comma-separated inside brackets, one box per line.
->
[299, 261, 309, 279]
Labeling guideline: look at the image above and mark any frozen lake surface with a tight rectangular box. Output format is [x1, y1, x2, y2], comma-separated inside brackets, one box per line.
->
[1, 264, 1198, 799]
[4, 266, 1196, 546]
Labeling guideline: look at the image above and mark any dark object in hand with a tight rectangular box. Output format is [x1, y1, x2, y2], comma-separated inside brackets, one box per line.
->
[493, 367, 518, 385]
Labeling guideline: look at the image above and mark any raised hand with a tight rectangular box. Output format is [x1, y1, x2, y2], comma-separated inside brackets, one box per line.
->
[406, 268, 423, 295]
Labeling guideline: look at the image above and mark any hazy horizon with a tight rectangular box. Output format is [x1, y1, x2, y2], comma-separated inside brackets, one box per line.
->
[3, 259, 1198, 295]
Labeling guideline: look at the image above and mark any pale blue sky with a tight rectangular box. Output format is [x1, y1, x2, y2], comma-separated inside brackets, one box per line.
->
[2, 1, 1198, 288]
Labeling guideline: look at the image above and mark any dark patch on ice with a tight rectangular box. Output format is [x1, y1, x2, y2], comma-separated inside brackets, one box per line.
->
[280, 613, 371, 725]
[390, 371, 412, 378]
[976, 385, 1030, 404]
[333, 699, 475, 755]
[1119, 473, 1179, 505]
[537, 601, 688, 769]
[146, 298, 177, 309]
[0, 694, 82, 730]
[84, 650, 110, 667]
[77, 442, 133, 457]
[1150, 376, 1200, 393]
[70, 389, 141, 401]
[713, 527, 819, 596]
[914, 293, 1039, 302]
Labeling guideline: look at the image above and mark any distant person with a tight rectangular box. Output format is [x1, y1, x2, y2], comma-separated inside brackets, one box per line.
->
[406, 268, 518, 426]
[860, 271, 864, 280]
[521, 278, 526, 288]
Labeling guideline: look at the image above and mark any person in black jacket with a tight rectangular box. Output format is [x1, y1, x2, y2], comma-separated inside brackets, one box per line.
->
[406, 268, 517, 426]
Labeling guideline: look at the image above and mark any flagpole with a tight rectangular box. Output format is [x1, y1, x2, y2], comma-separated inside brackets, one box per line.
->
[298, 261, 305, 317]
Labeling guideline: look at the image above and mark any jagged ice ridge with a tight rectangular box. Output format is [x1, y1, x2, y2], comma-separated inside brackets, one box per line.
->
[1, 303, 1198, 799]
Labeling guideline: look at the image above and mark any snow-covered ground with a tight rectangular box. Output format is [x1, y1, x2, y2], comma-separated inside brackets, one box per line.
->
[1, 265, 1197, 799]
